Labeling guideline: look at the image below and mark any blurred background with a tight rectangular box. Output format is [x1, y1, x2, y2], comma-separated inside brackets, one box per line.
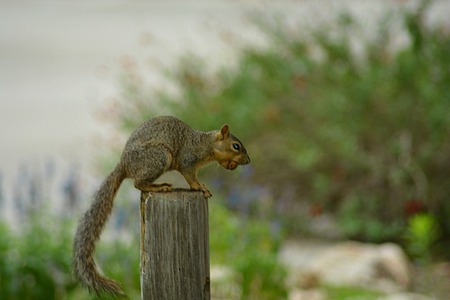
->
[1, 0, 450, 299]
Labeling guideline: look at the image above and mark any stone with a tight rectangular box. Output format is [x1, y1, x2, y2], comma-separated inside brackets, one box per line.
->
[289, 288, 326, 300]
[307, 242, 411, 293]
[378, 292, 434, 300]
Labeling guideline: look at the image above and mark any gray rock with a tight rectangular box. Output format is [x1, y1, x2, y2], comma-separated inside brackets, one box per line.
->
[280, 241, 411, 294]
[308, 242, 410, 293]
[378, 292, 434, 300]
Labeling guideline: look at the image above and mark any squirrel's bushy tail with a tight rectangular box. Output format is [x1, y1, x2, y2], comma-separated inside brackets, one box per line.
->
[73, 164, 126, 297]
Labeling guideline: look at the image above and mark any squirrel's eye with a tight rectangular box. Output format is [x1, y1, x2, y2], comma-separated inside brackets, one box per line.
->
[232, 143, 240, 151]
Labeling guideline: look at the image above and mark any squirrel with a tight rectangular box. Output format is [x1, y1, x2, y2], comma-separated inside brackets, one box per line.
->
[73, 115, 250, 297]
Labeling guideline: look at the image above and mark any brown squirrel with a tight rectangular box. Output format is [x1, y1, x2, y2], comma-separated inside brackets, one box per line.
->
[73, 116, 250, 297]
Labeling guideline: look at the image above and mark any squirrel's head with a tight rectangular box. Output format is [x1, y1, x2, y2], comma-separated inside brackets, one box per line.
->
[213, 124, 250, 170]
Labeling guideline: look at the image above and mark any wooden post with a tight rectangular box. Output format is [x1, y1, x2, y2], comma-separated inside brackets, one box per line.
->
[140, 190, 210, 300]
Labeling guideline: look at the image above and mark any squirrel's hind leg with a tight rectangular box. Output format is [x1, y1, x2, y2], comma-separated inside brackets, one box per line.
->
[135, 182, 173, 193]
[125, 144, 173, 193]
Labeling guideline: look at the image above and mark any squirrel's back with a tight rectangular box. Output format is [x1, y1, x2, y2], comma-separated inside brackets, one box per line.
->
[123, 116, 211, 167]
[126, 116, 193, 148]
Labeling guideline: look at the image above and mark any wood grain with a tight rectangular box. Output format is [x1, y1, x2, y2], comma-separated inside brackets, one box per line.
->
[140, 190, 210, 300]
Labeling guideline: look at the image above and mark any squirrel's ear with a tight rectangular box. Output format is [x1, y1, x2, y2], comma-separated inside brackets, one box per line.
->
[218, 124, 230, 140]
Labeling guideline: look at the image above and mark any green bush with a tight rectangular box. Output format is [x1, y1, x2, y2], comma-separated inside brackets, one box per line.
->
[0, 208, 142, 300]
[0, 215, 76, 300]
[113, 1, 450, 245]
[210, 201, 287, 299]
[404, 213, 440, 264]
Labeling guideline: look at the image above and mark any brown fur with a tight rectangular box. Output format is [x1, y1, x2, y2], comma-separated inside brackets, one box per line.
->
[73, 116, 250, 297]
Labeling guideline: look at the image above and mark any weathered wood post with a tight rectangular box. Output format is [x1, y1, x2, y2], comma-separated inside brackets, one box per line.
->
[140, 190, 210, 300]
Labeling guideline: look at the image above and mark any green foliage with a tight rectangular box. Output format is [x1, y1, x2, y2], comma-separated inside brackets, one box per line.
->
[404, 213, 440, 264]
[210, 201, 287, 299]
[0, 215, 76, 300]
[338, 194, 404, 243]
[323, 284, 382, 300]
[114, 1, 450, 244]
[0, 209, 141, 300]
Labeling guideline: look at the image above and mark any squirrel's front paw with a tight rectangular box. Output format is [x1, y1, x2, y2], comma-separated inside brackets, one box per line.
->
[191, 183, 212, 198]
[200, 185, 213, 199]
[189, 182, 212, 198]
